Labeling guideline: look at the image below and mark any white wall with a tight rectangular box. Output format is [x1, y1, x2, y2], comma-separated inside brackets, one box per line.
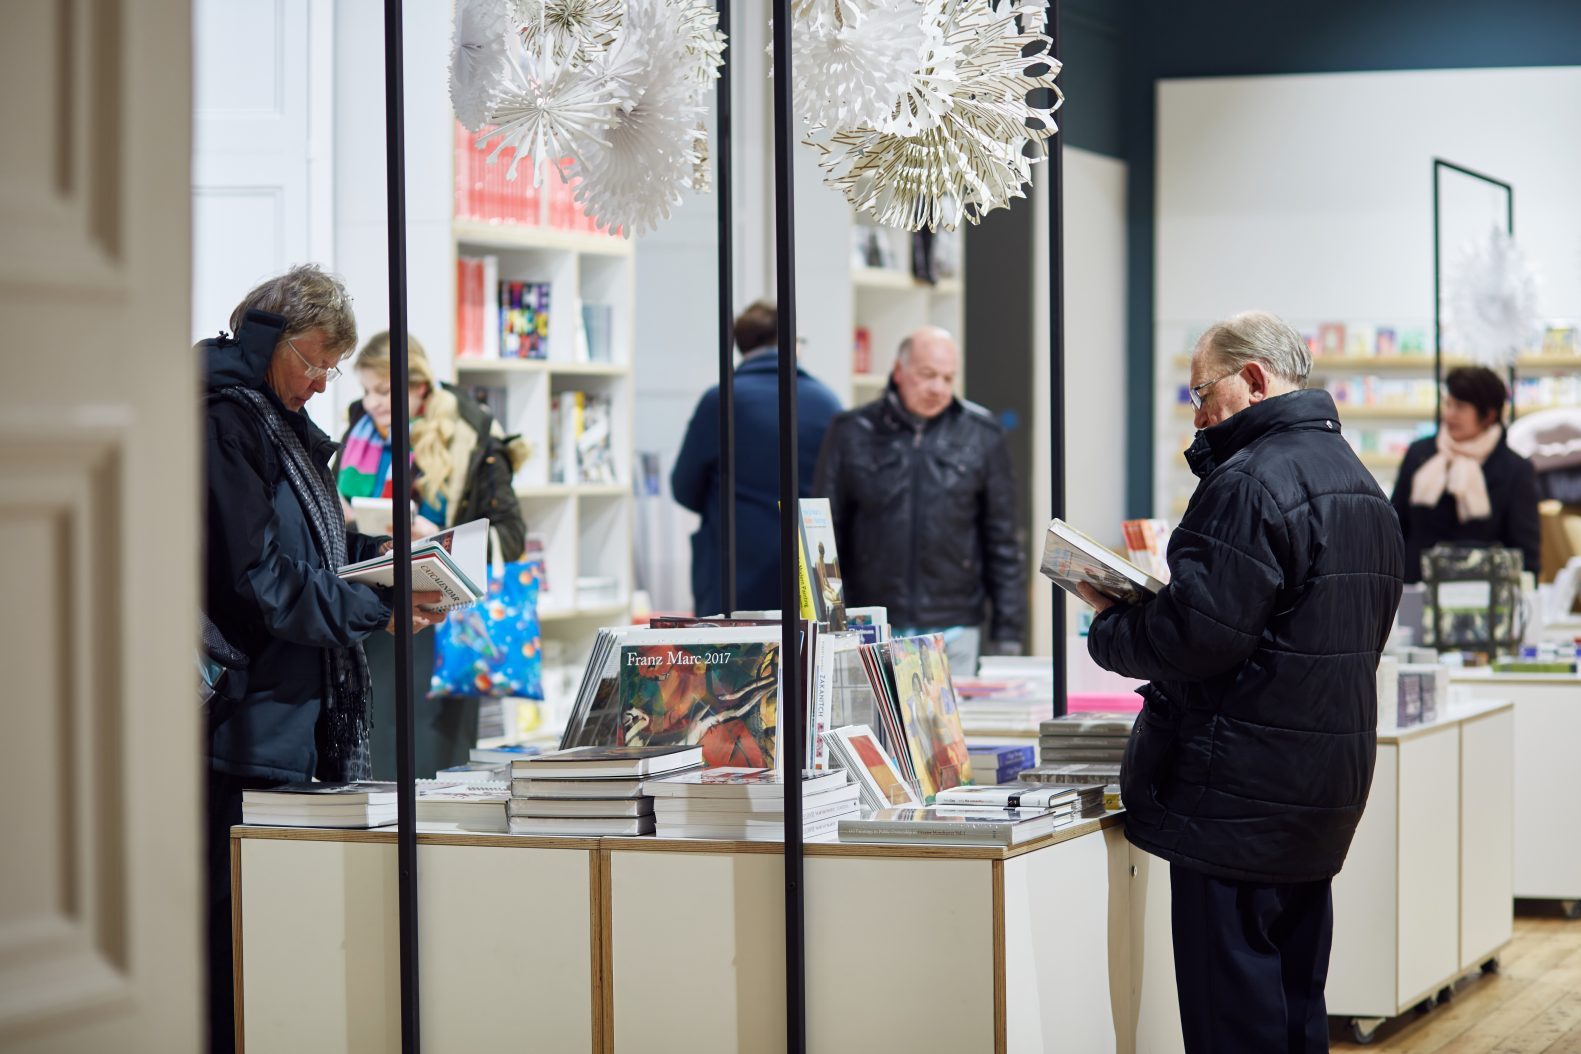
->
[1155, 66, 1581, 512]
[1030, 149, 1131, 657]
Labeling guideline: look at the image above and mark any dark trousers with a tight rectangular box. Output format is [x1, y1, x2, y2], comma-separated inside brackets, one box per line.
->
[207, 770, 280, 1054]
[364, 629, 480, 780]
[1170, 861, 1335, 1054]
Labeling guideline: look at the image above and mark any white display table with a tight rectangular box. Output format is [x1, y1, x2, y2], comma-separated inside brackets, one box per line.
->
[1452, 671, 1581, 908]
[234, 812, 1194, 1053]
[1325, 699, 1514, 1041]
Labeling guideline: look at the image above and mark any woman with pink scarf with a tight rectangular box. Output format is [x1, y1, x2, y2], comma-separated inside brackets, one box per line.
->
[1391, 366, 1541, 583]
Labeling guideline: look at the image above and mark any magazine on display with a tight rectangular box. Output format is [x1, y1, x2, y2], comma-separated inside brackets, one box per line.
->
[337, 517, 489, 611]
[797, 498, 848, 630]
[827, 724, 921, 810]
[1039, 518, 1165, 605]
[864, 634, 974, 799]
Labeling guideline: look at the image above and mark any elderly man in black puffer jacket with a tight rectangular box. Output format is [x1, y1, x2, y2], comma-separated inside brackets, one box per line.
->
[1082, 310, 1404, 1054]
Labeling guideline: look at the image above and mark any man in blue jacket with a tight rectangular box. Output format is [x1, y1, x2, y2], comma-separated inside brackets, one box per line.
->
[671, 300, 842, 615]
[1080, 311, 1405, 1053]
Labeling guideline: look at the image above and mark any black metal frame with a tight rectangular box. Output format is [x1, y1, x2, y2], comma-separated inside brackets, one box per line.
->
[1046, 0, 1066, 718]
[716, 0, 737, 615]
[382, 2, 420, 1050]
[1431, 158, 1515, 429]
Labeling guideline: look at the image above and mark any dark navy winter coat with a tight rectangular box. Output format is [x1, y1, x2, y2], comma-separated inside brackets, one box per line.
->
[671, 352, 842, 616]
[203, 310, 392, 782]
[1089, 388, 1405, 883]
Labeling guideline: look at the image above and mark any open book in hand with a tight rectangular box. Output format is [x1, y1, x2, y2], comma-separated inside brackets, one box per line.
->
[1039, 518, 1166, 605]
[337, 517, 488, 611]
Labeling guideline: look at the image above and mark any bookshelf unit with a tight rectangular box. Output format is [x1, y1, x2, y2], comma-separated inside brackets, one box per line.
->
[450, 127, 637, 741]
[849, 223, 966, 404]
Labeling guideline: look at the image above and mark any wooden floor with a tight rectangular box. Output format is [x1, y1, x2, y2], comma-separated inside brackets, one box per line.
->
[1330, 906, 1581, 1053]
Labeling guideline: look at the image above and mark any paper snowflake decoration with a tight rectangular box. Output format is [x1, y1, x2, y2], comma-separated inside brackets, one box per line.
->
[451, 0, 514, 132]
[570, 0, 713, 235]
[812, 0, 1063, 230]
[484, 36, 623, 186]
[791, 0, 955, 135]
[513, 0, 622, 62]
[1444, 226, 1543, 367]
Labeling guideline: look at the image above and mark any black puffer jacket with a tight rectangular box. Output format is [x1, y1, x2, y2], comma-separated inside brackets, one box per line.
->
[1089, 388, 1404, 883]
[813, 385, 1025, 645]
[203, 310, 393, 782]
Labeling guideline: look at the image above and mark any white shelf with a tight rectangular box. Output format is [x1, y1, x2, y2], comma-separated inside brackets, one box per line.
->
[516, 482, 628, 499]
[454, 220, 634, 257]
[538, 601, 631, 623]
[457, 358, 629, 377]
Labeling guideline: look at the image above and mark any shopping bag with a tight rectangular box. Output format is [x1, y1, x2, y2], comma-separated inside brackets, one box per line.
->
[429, 554, 545, 700]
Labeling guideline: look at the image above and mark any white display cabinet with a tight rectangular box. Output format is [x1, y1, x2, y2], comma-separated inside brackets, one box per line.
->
[1452, 672, 1581, 909]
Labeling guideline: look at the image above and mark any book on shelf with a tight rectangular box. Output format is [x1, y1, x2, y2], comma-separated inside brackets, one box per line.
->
[796, 497, 848, 630]
[415, 782, 509, 833]
[966, 744, 1037, 783]
[550, 391, 617, 486]
[510, 744, 704, 779]
[1040, 712, 1139, 736]
[644, 767, 849, 799]
[508, 814, 655, 837]
[506, 796, 654, 819]
[469, 743, 543, 766]
[509, 774, 677, 799]
[932, 783, 1082, 811]
[1040, 518, 1165, 605]
[501, 280, 551, 359]
[579, 302, 615, 363]
[455, 254, 502, 360]
[337, 518, 489, 611]
[649, 783, 860, 818]
[455, 124, 541, 226]
[826, 724, 920, 811]
[838, 806, 1058, 846]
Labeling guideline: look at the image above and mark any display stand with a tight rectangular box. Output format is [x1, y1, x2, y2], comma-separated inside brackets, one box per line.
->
[1452, 671, 1581, 911]
[232, 815, 1188, 1053]
[1432, 158, 1515, 427]
[1326, 699, 1514, 1043]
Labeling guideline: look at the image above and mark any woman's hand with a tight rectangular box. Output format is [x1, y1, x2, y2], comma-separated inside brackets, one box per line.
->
[387, 590, 447, 635]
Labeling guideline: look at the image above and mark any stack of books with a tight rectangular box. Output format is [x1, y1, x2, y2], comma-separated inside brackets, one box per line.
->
[415, 781, 510, 833]
[241, 782, 398, 829]
[838, 806, 1057, 847]
[1038, 712, 1136, 765]
[933, 781, 1092, 824]
[1020, 762, 1123, 787]
[645, 768, 860, 842]
[506, 745, 703, 836]
[967, 744, 1036, 783]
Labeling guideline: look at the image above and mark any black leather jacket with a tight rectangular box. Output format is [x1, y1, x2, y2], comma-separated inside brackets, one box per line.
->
[813, 385, 1026, 645]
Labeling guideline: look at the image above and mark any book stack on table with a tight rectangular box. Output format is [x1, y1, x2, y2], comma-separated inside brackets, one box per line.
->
[645, 768, 861, 842]
[838, 806, 1058, 847]
[505, 745, 703, 837]
[241, 782, 399, 829]
[414, 780, 510, 833]
[933, 781, 1101, 823]
[966, 743, 1037, 784]
[1038, 711, 1136, 766]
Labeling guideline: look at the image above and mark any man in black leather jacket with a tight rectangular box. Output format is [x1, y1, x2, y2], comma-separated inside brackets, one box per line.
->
[1081, 311, 1405, 1054]
[813, 326, 1025, 673]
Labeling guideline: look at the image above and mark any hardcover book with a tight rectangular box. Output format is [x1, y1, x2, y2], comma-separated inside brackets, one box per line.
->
[337, 518, 489, 611]
[797, 498, 847, 630]
[616, 640, 781, 769]
[837, 806, 1057, 846]
[644, 767, 849, 799]
[885, 635, 973, 798]
[931, 783, 1081, 811]
[509, 744, 703, 778]
[828, 724, 920, 810]
[1039, 518, 1165, 605]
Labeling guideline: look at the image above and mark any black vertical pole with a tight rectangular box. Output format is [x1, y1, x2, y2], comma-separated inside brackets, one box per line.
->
[1432, 162, 1443, 433]
[770, 2, 805, 1051]
[1506, 186, 1517, 419]
[383, 2, 420, 1051]
[716, 0, 737, 615]
[1046, 0, 1067, 718]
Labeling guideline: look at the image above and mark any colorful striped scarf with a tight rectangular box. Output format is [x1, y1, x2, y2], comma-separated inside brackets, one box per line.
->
[337, 414, 392, 499]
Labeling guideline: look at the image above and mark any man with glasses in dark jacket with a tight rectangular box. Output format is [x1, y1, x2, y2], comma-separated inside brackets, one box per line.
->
[1079, 310, 1405, 1054]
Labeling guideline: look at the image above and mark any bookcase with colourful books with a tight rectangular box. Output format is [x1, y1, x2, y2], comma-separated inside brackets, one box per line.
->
[449, 123, 637, 740]
[849, 220, 966, 405]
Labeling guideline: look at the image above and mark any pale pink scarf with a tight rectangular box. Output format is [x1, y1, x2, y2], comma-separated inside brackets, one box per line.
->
[1410, 424, 1501, 522]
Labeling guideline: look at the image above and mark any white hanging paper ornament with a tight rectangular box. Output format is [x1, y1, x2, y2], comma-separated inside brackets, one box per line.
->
[1444, 225, 1542, 367]
[813, 0, 1063, 231]
[450, 0, 514, 132]
[790, 0, 954, 135]
[673, 0, 728, 88]
[511, 0, 622, 63]
[570, 0, 720, 235]
[484, 34, 624, 186]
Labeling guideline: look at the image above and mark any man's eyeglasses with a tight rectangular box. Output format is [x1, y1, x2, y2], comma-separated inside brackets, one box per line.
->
[1189, 370, 1238, 410]
[284, 337, 342, 382]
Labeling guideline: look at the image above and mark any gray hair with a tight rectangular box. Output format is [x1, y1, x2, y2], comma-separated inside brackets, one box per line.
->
[229, 263, 358, 354]
[1198, 310, 1311, 386]
[896, 325, 954, 366]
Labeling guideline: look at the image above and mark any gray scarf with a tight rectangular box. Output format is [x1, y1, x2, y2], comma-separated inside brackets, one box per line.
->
[219, 386, 372, 781]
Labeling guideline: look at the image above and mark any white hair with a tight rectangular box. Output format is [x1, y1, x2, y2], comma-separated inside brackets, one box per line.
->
[1198, 310, 1311, 386]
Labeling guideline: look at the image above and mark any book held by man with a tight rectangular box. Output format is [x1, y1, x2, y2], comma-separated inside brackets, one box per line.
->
[337, 518, 489, 611]
[1039, 518, 1166, 605]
